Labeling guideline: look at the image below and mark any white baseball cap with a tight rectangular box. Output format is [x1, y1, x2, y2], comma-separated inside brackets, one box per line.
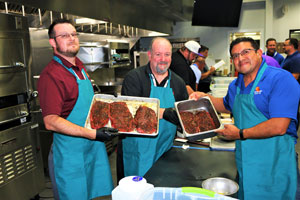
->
[184, 40, 201, 54]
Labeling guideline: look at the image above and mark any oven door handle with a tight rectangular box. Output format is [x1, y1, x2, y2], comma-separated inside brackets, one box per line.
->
[0, 62, 25, 69]
[30, 109, 42, 113]
[1, 137, 17, 146]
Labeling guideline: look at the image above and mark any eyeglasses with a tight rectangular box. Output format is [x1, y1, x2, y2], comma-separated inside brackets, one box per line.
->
[231, 48, 256, 60]
[53, 33, 79, 39]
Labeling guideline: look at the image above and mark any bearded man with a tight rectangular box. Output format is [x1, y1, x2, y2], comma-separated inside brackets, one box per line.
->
[117, 37, 188, 180]
[38, 19, 118, 200]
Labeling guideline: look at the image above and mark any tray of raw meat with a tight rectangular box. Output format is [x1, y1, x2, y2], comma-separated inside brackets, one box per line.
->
[175, 96, 222, 141]
[85, 94, 160, 136]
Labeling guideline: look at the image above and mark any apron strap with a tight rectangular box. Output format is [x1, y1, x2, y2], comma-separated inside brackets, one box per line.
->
[250, 62, 268, 94]
[53, 56, 86, 80]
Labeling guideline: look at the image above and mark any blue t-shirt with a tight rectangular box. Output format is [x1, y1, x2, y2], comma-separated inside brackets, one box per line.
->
[281, 51, 300, 84]
[223, 59, 300, 140]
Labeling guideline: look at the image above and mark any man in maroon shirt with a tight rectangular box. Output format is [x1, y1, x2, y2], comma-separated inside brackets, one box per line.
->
[38, 19, 118, 199]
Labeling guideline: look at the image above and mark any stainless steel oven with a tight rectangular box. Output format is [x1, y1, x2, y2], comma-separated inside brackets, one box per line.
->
[0, 13, 44, 200]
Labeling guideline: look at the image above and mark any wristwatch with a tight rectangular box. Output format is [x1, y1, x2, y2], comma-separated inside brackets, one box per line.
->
[239, 129, 245, 140]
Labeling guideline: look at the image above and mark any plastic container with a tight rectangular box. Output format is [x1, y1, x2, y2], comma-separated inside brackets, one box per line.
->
[140, 187, 238, 200]
[210, 84, 230, 89]
[212, 77, 236, 84]
[112, 176, 154, 200]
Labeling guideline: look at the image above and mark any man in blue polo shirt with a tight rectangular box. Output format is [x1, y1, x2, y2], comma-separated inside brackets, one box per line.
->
[282, 38, 300, 84]
[191, 37, 300, 200]
[263, 38, 284, 65]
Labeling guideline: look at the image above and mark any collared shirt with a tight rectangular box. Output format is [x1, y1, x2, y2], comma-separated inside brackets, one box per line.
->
[38, 54, 90, 118]
[281, 51, 300, 83]
[223, 58, 300, 139]
[121, 63, 188, 101]
[263, 51, 284, 65]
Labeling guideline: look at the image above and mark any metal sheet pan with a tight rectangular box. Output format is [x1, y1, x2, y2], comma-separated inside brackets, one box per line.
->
[85, 94, 160, 136]
[175, 96, 222, 141]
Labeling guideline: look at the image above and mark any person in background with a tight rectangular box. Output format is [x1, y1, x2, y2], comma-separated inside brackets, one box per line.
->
[282, 38, 300, 84]
[263, 38, 284, 65]
[169, 40, 200, 94]
[38, 19, 118, 200]
[282, 38, 300, 199]
[191, 37, 300, 199]
[197, 45, 216, 93]
[190, 54, 204, 91]
[117, 37, 188, 181]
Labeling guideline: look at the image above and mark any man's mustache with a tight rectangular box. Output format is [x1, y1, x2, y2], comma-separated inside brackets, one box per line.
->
[158, 61, 168, 65]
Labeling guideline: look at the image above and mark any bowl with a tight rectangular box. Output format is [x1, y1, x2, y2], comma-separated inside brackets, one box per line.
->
[202, 177, 239, 196]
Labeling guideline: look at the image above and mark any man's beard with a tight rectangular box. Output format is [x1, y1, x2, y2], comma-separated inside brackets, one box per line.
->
[156, 62, 169, 74]
[266, 50, 275, 57]
[56, 41, 79, 57]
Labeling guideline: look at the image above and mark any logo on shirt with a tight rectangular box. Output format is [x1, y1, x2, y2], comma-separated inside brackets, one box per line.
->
[254, 86, 262, 95]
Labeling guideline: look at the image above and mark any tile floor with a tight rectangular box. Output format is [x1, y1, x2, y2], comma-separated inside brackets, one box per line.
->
[37, 129, 300, 200]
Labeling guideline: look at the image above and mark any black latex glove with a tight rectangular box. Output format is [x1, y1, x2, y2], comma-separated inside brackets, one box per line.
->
[96, 127, 119, 142]
[163, 107, 180, 126]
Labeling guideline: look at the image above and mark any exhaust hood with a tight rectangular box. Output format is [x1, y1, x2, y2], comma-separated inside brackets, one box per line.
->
[0, 0, 195, 35]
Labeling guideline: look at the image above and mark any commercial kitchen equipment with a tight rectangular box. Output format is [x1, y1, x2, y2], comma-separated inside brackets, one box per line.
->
[77, 41, 130, 71]
[0, 13, 45, 199]
[77, 41, 131, 95]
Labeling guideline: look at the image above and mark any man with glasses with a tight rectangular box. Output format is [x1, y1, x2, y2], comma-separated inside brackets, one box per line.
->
[263, 38, 284, 65]
[191, 37, 300, 199]
[170, 40, 200, 94]
[282, 38, 300, 84]
[38, 19, 118, 200]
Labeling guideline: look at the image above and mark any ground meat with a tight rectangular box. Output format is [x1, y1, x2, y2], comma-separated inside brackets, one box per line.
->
[195, 110, 216, 132]
[179, 111, 200, 133]
[134, 105, 157, 134]
[90, 101, 110, 129]
[179, 110, 216, 134]
[109, 102, 135, 132]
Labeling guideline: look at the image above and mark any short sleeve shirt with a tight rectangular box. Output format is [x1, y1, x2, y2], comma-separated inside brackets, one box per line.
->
[190, 64, 202, 84]
[223, 59, 300, 139]
[281, 51, 300, 83]
[37, 54, 90, 119]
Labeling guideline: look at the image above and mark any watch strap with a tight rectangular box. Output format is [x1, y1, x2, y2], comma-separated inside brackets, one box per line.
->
[239, 129, 245, 140]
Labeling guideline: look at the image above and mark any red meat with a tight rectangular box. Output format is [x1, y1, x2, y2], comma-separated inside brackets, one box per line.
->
[179, 111, 200, 134]
[90, 101, 110, 129]
[134, 105, 157, 134]
[109, 102, 135, 132]
[179, 110, 216, 134]
[195, 110, 216, 132]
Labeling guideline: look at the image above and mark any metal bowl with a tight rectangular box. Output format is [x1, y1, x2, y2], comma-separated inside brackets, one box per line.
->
[202, 177, 239, 196]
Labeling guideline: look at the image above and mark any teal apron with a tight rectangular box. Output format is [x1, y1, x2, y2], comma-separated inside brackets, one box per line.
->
[233, 63, 297, 199]
[122, 70, 177, 177]
[51, 56, 113, 199]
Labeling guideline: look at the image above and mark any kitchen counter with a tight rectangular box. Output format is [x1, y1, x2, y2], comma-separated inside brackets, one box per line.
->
[144, 142, 237, 188]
